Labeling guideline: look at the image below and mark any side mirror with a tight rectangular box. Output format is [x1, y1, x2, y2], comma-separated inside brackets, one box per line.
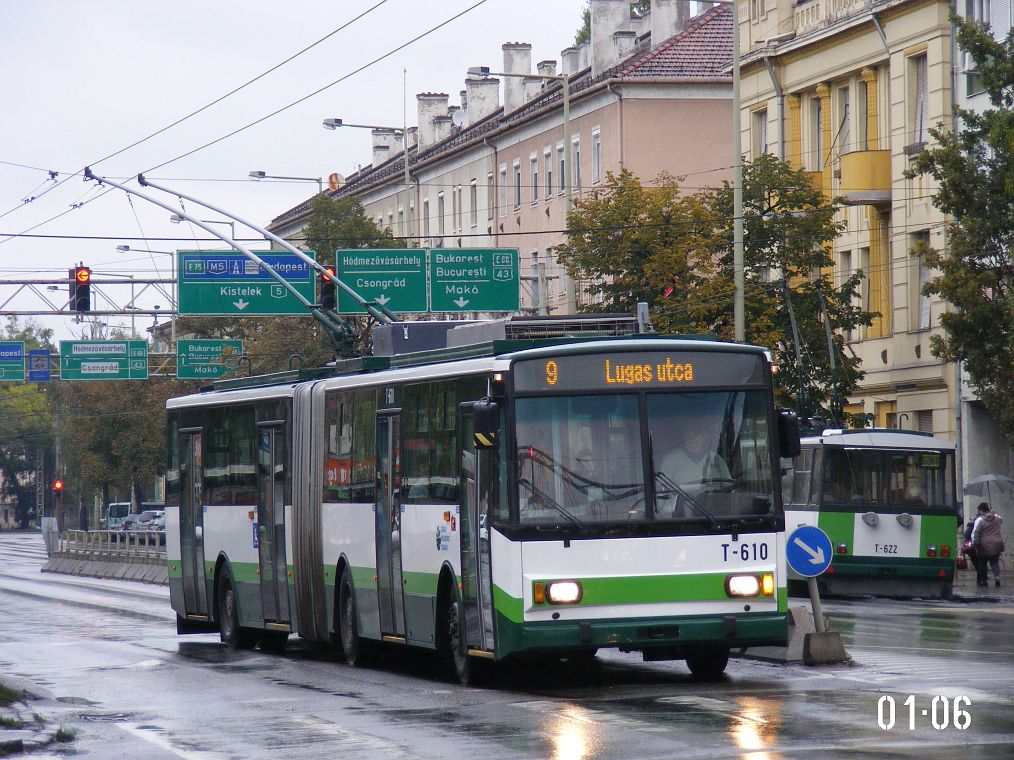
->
[473, 399, 499, 449]
[778, 409, 801, 458]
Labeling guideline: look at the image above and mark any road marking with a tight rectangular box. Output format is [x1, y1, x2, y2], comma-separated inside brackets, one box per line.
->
[118, 723, 230, 759]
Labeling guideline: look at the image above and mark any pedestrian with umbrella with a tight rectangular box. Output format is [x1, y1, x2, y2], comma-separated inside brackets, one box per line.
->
[970, 501, 1005, 587]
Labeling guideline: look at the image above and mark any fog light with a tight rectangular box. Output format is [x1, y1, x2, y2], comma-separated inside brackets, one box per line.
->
[533, 581, 546, 605]
[546, 580, 582, 604]
[926, 545, 937, 557]
[726, 574, 761, 597]
[836, 542, 848, 554]
[761, 573, 775, 596]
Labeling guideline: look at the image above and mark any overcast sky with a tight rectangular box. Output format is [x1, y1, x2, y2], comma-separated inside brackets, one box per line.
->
[0, 0, 586, 340]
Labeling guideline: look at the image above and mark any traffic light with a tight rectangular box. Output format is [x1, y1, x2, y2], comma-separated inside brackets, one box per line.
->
[320, 266, 337, 310]
[71, 265, 91, 311]
[52, 480, 63, 492]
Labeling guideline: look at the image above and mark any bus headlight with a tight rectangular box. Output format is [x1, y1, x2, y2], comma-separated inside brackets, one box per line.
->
[725, 573, 775, 598]
[546, 580, 582, 604]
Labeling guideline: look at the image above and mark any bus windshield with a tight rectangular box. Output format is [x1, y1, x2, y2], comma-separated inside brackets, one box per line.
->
[514, 390, 776, 530]
[820, 447, 954, 512]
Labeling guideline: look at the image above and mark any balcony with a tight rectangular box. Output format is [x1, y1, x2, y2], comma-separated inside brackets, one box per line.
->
[839, 149, 891, 206]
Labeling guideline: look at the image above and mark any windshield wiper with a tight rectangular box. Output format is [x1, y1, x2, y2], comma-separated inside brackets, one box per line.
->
[518, 478, 587, 531]
[653, 471, 722, 530]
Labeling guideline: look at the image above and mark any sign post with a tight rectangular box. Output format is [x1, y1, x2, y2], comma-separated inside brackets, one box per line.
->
[177, 250, 316, 316]
[785, 525, 847, 664]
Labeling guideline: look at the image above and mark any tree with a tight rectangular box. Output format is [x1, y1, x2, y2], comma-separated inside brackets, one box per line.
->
[556, 158, 874, 422]
[907, 14, 1014, 443]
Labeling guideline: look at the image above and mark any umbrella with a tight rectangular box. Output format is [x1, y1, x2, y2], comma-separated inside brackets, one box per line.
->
[963, 473, 1014, 505]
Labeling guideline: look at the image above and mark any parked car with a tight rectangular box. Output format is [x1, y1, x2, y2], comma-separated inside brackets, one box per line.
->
[121, 510, 163, 533]
[118, 513, 146, 532]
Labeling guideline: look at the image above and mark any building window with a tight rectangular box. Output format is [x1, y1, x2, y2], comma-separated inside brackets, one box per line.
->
[860, 247, 871, 313]
[437, 192, 445, 236]
[592, 128, 601, 184]
[486, 172, 494, 221]
[469, 179, 478, 227]
[423, 199, 430, 239]
[810, 95, 823, 170]
[530, 154, 539, 203]
[545, 147, 553, 197]
[917, 410, 933, 433]
[752, 109, 768, 158]
[857, 79, 869, 149]
[498, 165, 507, 216]
[397, 207, 404, 236]
[557, 143, 566, 194]
[572, 135, 581, 191]
[837, 86, 850, 155]
[513, 159, 521, 209]
[453, 185, 462, 232]
[912, 230, 932, 330]
[751, 0, 766, 20]
[911, 54, 928, 146]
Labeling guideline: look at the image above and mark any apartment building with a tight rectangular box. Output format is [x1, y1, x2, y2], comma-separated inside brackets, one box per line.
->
[268, 0, 734, 315]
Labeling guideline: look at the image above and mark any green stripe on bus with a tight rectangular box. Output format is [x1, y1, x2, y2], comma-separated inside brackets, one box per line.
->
[402, 571, 439, 596]
[817, 511, 854, 544]
[493, 584, 523, 623]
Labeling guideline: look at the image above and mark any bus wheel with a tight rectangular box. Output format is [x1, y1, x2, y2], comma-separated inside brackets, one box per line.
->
[338, 566, 366, 665]
[438, 586, 470, 684]
[218, 571, 257, 650]
[685, 647, 730, 679]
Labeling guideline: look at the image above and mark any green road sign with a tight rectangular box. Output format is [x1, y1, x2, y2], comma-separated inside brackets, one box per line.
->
[0, 342, 25, 382]
[336, 249, 427, 314]
[178, 250, 316, 316]
[429, 248, 519, 313]
[176, 339, 244, 380]
[60, 340, 149, 380]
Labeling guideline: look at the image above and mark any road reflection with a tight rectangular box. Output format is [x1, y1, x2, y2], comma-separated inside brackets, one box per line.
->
[550, 706, 594, 760]
[728, 696, 781, 759]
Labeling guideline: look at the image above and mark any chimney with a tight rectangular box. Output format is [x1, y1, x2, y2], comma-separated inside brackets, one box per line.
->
[651, 0, 690, 48]
[502, 42, 532, 115]
[561, 46, 580, 75]
[371, 128, 401, 167]
[613, 30, 637, 62]
[577, 41, 590, 71]
[523, 76, 542, 103]
[459, 89, 468, 125]
[416, 92, 449, 151]
[537, 59, 557, 78]
[406, 126, 419, 148]
[591, 0, 631, 76]
[433, 114, 453, 144]
[465, 76, 500, 123]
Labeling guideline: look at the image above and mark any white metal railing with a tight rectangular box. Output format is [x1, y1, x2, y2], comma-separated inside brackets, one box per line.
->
[57, 529, 166, 560]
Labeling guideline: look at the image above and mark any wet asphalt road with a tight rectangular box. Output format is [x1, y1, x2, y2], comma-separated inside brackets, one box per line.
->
[1, 531, 1012, 759]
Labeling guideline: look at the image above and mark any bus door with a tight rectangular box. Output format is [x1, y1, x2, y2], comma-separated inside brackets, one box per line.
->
[256, 423, 289, 625]
[179, 429, 208, 618]
[459, 404, 495, 652]
[375, 412, 405, 637]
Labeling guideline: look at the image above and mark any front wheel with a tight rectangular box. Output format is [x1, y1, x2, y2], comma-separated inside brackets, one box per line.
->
[338, 566, 367, 665]
[218, 570, 257, 650]
[685, 647, 730, 679]
[438, 585, 470, 684]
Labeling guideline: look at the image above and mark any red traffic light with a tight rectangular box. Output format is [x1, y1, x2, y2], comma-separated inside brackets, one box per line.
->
[53, 480, 64, 491]
[320, 265, 336, 281]
[75, 266, 91, 284]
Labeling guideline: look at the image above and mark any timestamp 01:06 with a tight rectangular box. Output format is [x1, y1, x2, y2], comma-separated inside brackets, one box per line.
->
[877, 695, 972, 730]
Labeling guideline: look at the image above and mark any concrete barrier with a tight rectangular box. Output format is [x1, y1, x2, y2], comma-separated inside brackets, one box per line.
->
[42, 530, 168, 586]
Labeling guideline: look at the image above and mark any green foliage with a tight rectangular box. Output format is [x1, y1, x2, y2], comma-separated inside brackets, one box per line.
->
[556, 158, 873, 421]
[575, 3, 591, 45]
[907, 15, 1014, 443]
[303, 193, 405, 269]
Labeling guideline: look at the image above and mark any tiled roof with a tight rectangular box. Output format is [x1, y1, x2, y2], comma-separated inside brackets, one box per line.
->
[269, 8, 732, 228]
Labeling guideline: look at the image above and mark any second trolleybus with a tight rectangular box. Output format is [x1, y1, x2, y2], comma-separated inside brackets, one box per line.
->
[782, 428, 958, 597]
[166, 334, 800, 681]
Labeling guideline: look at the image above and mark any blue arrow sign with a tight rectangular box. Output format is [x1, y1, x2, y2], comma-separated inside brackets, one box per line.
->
[786, 525, 833, 577]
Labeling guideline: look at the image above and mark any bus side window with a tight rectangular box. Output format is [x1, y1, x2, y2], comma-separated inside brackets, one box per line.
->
[789, 448, 813, 506]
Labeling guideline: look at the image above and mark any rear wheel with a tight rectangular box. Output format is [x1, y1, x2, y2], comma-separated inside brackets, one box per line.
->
[338, 566, 366, 665]
[218, 571, 257, 650]
[685, 647, 730, 679]
[438, 584, 470, 684]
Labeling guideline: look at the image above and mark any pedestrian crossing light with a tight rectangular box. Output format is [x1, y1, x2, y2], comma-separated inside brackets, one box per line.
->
[320, 265, 337, 311]
[72, 265, 91, 311]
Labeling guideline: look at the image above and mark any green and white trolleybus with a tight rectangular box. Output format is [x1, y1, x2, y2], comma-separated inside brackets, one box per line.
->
[166, 335, 800, 681]
[783, 429, 958, 598]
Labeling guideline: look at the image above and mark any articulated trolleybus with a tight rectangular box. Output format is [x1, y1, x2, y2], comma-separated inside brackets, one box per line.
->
[166, 333, 799, 681]
[783, 429, 958, 597]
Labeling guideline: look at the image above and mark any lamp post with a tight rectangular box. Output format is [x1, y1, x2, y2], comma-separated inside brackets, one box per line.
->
[467, 66, 574, 312]
[323, 117, 414, 240]
[115, 244, 176, 344]
[169, 213, 236, 241]
[248, 170, 324, 193]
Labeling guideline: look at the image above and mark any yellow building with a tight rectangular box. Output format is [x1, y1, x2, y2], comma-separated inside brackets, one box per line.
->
[739, 0, 956, 438]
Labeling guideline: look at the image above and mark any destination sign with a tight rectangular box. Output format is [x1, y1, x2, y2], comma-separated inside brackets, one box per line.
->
[512, 351, 767, 393]
[428, 248, 519, 313]
[60, 340, 149, 380]
[178, 250, 316, 316]
[0, 341, 25, 382]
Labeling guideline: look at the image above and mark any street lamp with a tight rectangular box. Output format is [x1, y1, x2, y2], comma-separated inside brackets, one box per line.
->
[169, 213, 235, 241]
[467, 65, 574, 311]
[248, 170, 323, 193]
[114, 244, 176, 344]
